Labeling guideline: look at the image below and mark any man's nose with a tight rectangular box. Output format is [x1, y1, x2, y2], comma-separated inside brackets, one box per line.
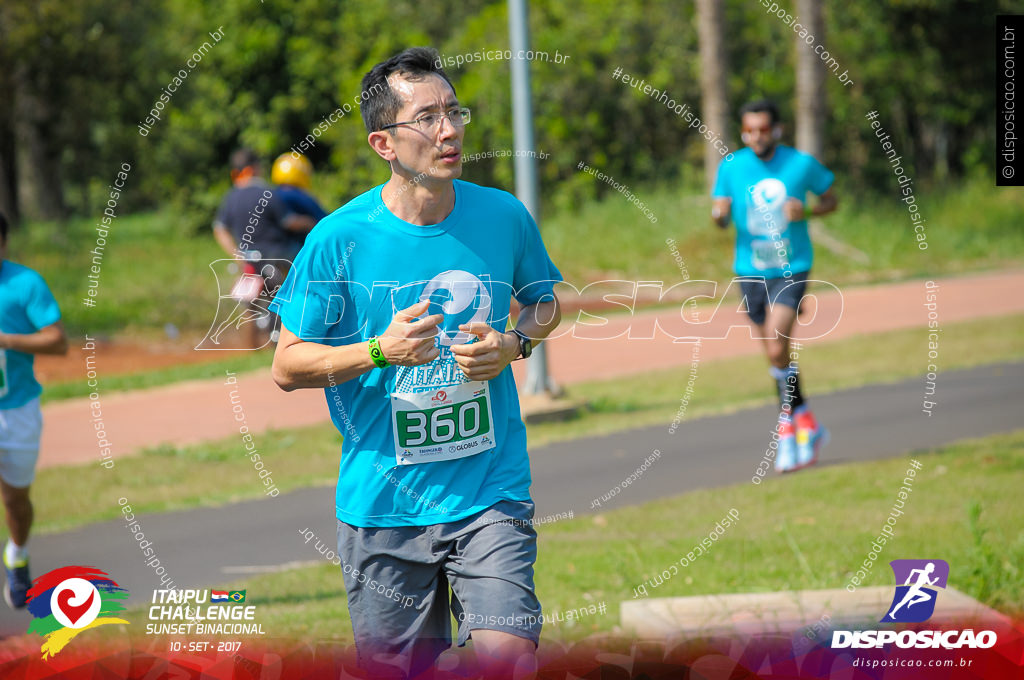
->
[437, 115, 458, 140]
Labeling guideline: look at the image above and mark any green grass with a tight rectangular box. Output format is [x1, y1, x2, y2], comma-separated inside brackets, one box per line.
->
[40, 350, 274, 404]
[105, 429, 1024, 643]
[9, 211, 227, 340]
[533, 429, 1024, 639]
[543, 174, 1024, 287]
[38, 426, 343, 534]
[9, 176, 1024, 340]
[19, 313, 1024, 538]
[527, 312, 1024, 446]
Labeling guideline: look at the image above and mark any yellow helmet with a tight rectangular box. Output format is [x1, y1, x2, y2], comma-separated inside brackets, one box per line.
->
[271, 153, 313, 190]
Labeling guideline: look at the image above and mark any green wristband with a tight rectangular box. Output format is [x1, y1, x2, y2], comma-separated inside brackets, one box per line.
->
[368, 337, 389, 369]
[804, 206, 815, 220]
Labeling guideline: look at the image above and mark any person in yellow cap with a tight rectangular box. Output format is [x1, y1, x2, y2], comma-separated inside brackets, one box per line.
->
[271, 153, 328, 259]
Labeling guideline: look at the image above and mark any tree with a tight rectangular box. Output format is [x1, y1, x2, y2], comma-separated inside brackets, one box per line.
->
[0, 2, 67, 220]
[0, 0, 167, 221]
[0, 63, 18, 224]
[794, 0, 826, 160]
[696, 0, 732, 189]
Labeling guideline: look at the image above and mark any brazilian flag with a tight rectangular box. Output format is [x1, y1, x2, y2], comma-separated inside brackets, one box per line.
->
[228, 590, 246, 603]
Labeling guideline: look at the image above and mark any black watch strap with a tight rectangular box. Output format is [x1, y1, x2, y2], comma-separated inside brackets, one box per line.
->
[512, 329, 533, 360]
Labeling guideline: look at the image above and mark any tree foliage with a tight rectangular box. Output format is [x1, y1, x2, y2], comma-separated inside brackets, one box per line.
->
[0, 0, 998, 229]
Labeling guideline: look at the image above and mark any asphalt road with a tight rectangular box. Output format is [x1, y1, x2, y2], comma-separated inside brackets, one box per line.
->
[1, 361, 1020, 637]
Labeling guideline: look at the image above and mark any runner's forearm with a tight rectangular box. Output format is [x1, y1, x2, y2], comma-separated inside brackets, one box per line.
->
[711, 198, 732, 228]
[213, 224, 238, 257]
[0, 324, 67, 355]
[272, 338, 376, 391]
[283, 214, 316, 233]
[808, 189, 838, 217]
[511, 299, 561, 345]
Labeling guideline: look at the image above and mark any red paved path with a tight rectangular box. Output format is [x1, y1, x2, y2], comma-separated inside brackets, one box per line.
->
[40, 270, 1024, 468]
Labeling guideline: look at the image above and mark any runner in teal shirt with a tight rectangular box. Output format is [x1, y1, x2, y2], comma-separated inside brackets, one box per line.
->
[269, 48, 561, 676]
[0, 212, 67, 609]
[713, 144, 833, 277]
[711, 99, 838, 474]
[270, 178, 560, 527]
[0, 263, 61, 410]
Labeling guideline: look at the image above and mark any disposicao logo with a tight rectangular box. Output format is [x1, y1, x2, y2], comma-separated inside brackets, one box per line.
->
[832, 559, 996, 650]
[883, 559, 948, 623]
[26, 566, 129, 659]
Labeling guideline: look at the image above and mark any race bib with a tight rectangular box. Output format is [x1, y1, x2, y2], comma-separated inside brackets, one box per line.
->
[751, 238, 791, 270]
[391, 379, 495, 465]
[0, 350, 7, 399]
[388, 270, 498, 465]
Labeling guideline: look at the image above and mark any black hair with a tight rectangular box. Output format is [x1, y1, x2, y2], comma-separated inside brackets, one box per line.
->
[359, 47, 456, 133]
[230, 148, 261, 173]
[739, 99, 781, 125]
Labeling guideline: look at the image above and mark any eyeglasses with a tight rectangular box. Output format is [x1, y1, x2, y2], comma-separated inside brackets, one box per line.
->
[380, 108, 471, 133]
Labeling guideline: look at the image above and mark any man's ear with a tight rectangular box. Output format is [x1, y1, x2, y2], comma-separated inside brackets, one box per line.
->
[368, 130, 397, 162]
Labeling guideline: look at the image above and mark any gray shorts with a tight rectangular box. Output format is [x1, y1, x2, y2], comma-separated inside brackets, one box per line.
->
[0, 398, 41, 487]
[336, 499, 541, 678]
[738, 271, 810, 326]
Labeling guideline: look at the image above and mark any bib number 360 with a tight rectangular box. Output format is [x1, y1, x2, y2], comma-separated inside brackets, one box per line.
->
[399, 399, 486, 446]
[391, 382, 495, 465]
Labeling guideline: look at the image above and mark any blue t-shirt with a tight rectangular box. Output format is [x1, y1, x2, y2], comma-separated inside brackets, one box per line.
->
[269, 179, 562, 528]
[277, 185, 328, 222]
[0, 261, 62, 409]
[277, 185, 329, 260]
[712, 146, 834, 277]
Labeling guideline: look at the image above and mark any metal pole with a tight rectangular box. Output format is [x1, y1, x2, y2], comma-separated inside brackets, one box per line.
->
[508, 0, 553, 395]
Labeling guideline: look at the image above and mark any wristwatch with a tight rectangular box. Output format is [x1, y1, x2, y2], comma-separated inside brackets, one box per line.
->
[512, 329, 533, 360]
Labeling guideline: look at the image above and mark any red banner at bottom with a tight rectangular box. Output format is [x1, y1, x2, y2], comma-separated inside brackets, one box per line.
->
[0, 621, 1022, 679]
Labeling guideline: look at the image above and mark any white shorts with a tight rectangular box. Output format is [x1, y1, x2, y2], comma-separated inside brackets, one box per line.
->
[0, 397, 42, 487]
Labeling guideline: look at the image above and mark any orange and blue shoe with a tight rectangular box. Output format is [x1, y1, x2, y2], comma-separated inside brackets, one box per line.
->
[795, 410, 828, 470]
[776, 416, 798, 473]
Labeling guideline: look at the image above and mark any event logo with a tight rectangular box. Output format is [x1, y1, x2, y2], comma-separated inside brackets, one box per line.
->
[832, 558, 997, 650]
[750, 178, 787, 208]
[748, 178, 788, 236]
[147, 588, 264, 636]
[883, 559, 948, 623]
[26, 566, 129, 659]
[419, 270, 492, 346]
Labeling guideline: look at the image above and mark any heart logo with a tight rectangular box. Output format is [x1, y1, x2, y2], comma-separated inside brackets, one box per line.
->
[56, 588, 95, 626]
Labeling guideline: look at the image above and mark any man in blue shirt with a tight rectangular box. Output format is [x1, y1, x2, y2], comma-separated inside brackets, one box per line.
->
[212, 149, 318, 348]
[270, 47, 561, 678]
[711, 100, 837, 473]
[0, 212, 67, 608]
[270, 153, 329, 260]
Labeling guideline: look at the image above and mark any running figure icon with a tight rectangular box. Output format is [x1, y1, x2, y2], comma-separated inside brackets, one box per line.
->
[887, 562, 939, 620]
